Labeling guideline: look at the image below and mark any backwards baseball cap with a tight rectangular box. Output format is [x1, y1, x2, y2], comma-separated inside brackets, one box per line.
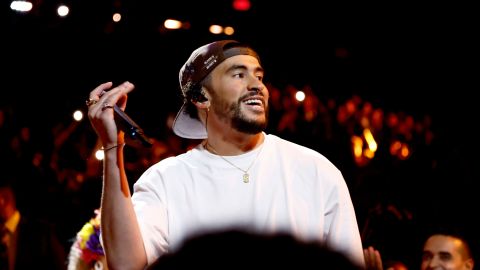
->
[172, 40, 260, 139]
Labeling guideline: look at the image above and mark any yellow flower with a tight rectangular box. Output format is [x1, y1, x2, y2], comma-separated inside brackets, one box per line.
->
[78, 222, 95, 249]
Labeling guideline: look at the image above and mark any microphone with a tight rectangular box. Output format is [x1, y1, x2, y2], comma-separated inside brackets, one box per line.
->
[113, 105, 153, 147]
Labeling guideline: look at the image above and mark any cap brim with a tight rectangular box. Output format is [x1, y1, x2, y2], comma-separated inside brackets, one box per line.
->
[172, 103, 208, 139]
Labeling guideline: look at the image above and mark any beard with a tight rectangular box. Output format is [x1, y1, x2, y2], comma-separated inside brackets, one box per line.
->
[231, 103, 268, 134]
[212, 95, 268, 134]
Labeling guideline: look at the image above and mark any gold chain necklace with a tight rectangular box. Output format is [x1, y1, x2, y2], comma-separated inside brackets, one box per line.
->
[206, 142, 264, 183]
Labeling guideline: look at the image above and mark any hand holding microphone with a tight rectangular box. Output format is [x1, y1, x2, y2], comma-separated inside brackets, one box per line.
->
[86, 81, 153, 148]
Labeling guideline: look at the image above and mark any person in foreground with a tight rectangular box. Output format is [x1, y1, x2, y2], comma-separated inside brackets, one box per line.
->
[87, 39, 365, 269]
[148, 229, 362, 269]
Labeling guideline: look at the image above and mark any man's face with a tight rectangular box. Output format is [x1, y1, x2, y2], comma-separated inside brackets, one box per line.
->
[421, 235, 473, 270]
[207, 54, 269, 134]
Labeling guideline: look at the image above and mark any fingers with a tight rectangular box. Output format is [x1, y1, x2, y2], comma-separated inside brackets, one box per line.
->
[101, 102, 115, 111]
[86, 97, 98, 107]
[364, 246, 383, 270]
[87, 81, 134, 113]
[364, 247, 373, 269]
[87, 81, 134, 146]
[373, 248, 383, 270]
[88, 81, 113, 102]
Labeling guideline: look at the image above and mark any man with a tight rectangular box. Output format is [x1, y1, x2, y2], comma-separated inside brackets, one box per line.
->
[421, 231, 474, 270]
[364, 228, 475, 270]
[0, 182, 66, 270]
[87, 40, 365, 269]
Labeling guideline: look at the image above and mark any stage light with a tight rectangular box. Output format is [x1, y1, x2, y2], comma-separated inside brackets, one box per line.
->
[164, 19, 182, 30]
[209, 25, 223, 34]
[73, 110, 83, 121]
[57, 4, 69, 17]
[232, 0, 250, 11]
[10, 0, 32, 12]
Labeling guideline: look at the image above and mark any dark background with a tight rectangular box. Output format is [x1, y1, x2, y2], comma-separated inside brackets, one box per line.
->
[3, 1, 477, 118]
[2, 0, 479, 266]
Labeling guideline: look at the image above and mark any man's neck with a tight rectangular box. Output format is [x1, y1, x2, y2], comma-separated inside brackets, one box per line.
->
[204, 132, 264, 156]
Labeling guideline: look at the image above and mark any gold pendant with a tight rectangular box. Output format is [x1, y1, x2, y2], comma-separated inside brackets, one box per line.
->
[243, 173, 249, 183]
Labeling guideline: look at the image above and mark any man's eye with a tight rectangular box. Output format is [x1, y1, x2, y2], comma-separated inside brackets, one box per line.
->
[422, 252, 432, 261]
[440, 254, 452, 261]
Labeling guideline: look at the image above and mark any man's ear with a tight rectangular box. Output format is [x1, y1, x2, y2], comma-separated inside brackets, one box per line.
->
[200, 86, 211, 103]
[465, 258, 474, 270]
[193, 87, 210, 109]
[194, 99, 210, 110]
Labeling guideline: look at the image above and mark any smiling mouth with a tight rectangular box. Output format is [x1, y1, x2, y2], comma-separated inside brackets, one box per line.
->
[244, 98, 262, 106]
[243, 100, 264, 114]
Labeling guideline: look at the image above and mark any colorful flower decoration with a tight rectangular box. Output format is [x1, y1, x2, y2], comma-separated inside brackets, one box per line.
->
[74, 210, 104, 265]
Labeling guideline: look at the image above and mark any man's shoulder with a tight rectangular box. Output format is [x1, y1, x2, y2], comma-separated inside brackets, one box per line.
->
[266, 133, 336, 166]
[267, 134, 321, 155]
[149, 145, 202, 170]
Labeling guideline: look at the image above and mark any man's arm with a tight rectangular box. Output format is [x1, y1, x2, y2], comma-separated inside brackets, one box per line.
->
[101, 144, 148, 270]
[86, 81, 148, 269]
[325, 171, 366, 268]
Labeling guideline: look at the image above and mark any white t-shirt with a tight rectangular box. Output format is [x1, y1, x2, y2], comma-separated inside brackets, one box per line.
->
[132, 133, 364, 266]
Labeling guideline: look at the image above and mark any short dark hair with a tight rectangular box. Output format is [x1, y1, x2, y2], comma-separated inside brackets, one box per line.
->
[148, 229, 362, 269]
[422, 224, 475, 261]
